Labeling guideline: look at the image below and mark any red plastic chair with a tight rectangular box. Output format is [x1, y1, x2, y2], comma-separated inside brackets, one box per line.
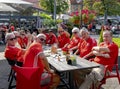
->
[98, 57, 120, 89]
[12, 66, 50, 89]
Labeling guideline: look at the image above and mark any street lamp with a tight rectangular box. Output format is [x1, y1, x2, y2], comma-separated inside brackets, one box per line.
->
[76, 0, 83, 27]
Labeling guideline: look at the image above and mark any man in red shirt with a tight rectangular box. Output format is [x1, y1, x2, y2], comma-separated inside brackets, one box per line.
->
[23, 33, 60, 89]
[46, 30, 58, 45]
[75, 27, 97, 60]
[79, 30, 118, 89]
[18, 30, 28, 49]
[4, 32, 25, 66]
[57, 26, 70, 48]
[62, 27, 81, 53]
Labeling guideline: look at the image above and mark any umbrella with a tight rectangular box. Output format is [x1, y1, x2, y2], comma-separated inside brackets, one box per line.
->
[0, 3, 18, 12]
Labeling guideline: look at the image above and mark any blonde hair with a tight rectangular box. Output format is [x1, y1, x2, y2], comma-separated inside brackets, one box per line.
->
[80, 27, 89, 35]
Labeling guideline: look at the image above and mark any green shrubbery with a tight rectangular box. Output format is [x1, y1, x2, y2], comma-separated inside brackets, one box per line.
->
[113, 38, 120, 48]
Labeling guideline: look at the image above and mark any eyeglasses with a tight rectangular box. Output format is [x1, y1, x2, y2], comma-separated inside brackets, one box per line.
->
[73, 32, 78, 34]
[21, 34, 25, 36]
[58, 31, 63, 33]
[8, 37, 16, 41]
[40, 38, 46, 42]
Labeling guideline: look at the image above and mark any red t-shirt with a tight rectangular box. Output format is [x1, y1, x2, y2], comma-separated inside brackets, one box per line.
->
[78, 37, 97, 57]
[94, 42, 118, 67]
[58, 32, 70, 48]
[68, 36, 81, 49]
[46, 34, 58, 45]
[10, 26, 15, 31]
[18, 37, 28, 48]
[23, 42, 44, 72]
[62, 36, 81, 51]
[4, 46, 25, 62]
[43, 33, 49, 44]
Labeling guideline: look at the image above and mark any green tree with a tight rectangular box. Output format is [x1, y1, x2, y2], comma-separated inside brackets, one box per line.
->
[84, 0, 120, 16]
[39, 0, 69, 14]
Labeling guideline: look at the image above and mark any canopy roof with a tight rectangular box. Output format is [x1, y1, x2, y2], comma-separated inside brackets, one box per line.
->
[0, 0, 32, 5]
[0, 3, 18, 12]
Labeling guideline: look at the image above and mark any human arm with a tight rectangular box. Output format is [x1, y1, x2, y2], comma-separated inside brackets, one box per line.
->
[74, 49, 79, 55]
[82, 51, 94, 59]
[38, 53, 53, 73]
[92, 50, 110, 58]
[92, 46, 110, 53]
[26, 33, 33, 49]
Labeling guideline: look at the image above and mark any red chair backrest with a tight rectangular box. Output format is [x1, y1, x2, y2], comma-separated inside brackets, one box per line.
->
[13, 66, 43, 89]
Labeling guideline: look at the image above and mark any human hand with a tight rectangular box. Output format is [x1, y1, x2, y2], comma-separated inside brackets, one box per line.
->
[49, 69, 54, 73]
[92, 46, 100, 51]
[92, 51, 101, 56]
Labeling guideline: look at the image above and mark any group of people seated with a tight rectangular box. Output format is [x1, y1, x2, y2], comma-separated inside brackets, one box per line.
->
[4, 25, 119, 89]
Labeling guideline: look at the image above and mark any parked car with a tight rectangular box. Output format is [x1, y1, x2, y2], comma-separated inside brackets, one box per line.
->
[95, 16, 120, 34]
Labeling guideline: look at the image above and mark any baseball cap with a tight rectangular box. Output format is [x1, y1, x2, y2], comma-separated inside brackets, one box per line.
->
[36, 33, 46, 40]
[72, 27, 79, 33]
[5, 32, 15, 41]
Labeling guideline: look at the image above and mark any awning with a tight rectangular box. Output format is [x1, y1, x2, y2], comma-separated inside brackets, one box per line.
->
[57, 14, 71, 20]
[0, 3, 18, 12]
[0, 0, 32, 5]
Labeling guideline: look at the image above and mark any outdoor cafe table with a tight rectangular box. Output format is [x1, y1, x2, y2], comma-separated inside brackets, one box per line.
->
[45, 52, 100, 89]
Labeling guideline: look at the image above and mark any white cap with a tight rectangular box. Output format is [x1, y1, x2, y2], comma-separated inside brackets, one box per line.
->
[13, 31, 20, 37]
[36, 33, 46, 40]
[5, 32, 15, 41]
[72, 27, 79, 33]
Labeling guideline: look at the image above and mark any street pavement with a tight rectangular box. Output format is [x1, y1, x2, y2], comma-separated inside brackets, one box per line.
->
[0, 35, 120, 89]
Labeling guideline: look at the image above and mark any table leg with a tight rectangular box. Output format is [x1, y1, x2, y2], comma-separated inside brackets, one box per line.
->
[69, 71, 76, 89]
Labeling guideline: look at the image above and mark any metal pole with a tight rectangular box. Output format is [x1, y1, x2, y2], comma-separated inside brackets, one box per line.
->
[54, 0, 56, 21]
[101, 0, 107, 25]
[76, 0, 83, 27]
[80, 0, 83, 27]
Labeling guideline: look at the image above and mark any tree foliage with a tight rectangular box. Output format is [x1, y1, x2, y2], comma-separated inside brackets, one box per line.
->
[83, 0, 120, 16]
[39, 0, 69, 14]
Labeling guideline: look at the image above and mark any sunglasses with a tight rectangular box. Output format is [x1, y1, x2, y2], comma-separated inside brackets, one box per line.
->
[9, 37, 16, 41]
[40, 38, 46, 42]
[73, 32, 78, 34]
[21, 34, 25, 36]
[58, 31, 63, 33]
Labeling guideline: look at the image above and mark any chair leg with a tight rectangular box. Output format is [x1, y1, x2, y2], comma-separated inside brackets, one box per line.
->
[8, 68, 13, 82]
[8, 71, 16, 89]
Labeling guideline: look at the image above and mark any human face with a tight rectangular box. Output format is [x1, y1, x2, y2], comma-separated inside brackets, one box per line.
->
[58, 30, 64, 35]
[103, 32, 112, 43]
[73, 32, 78, 37]
[20, 32, 26, 38]
[7, 37, 16, 46]
[80, 31, 88, 40]
[38, 37, 46, 45]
